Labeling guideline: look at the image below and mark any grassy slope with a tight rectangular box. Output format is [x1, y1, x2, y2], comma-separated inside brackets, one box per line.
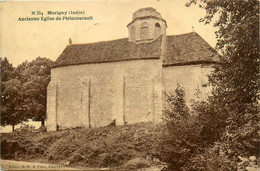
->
[1, 123, 163, 169]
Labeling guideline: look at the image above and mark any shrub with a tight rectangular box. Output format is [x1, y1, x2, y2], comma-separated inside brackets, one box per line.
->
[191, 103, 260, 171]
[189, 142, 236, 171]
[122, 157, 150, 170]
[15, 124, 36, 133]
[161, 84, 260, 170]
[160, 85, 205, 170]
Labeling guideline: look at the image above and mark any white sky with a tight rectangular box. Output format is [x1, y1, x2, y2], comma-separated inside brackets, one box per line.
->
[0, 0, 218, 67]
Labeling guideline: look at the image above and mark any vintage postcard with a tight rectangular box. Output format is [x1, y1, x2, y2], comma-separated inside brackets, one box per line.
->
[1, 0, 258, 170]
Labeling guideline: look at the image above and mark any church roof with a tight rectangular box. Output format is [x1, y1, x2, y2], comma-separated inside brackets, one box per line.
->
[54, 37, 162, 67]
[163, 32, 219, 66]
[54, 32, 218, 68]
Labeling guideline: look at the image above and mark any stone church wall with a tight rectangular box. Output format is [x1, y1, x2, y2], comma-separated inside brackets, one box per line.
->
[162, 64, 214, 105]
[46, 82, 58, 131]
[46, 59, 162, 131]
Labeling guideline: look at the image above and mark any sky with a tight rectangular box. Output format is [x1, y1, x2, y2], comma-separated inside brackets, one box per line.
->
[0, 0, 218, 67]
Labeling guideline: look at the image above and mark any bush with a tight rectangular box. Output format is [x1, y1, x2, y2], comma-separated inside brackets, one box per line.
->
[1, 140, 26, 159]
[161, 85, 260, 170]
[189, 142, 236, 171]
[15, 124, 36, 133]
[193, 103, 260, 170]
[220, 103, 260, 157]
[122, 157, 151, 170]
[160, 85, 205, 170]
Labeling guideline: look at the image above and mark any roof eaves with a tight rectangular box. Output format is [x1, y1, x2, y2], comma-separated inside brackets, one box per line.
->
[127, 16, 167, 27]
[162, 60, 219, 67]
[53, 56, 160, 69]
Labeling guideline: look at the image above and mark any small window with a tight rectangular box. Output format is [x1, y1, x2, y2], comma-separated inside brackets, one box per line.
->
[141, 22, 148, 28]
[154, 23, 161, 37]
[140, 22, 149, 40]
[155, 23, 160, 28]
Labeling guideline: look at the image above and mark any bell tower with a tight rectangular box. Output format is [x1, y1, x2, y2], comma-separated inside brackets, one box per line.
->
[127, 7, 167, 43]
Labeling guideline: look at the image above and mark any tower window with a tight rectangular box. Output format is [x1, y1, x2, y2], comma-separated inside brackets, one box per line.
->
[155, 23, 160, 28]
[154, 23, 161, 37]
[140, 22, 149, 40]
[131, 26, 136, 41]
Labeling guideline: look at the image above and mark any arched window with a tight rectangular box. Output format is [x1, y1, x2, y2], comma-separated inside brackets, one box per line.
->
[131, 26, 136, 41]
[140, 22, 148, 40]
[154, 23, 161, 37]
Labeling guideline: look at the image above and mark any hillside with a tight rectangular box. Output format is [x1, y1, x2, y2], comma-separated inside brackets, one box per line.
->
[1, 123, 165, 170]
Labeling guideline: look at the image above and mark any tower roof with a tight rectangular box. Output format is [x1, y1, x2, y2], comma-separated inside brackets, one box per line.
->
[132, 7, 162, 20]
[127, 7, 167, 28]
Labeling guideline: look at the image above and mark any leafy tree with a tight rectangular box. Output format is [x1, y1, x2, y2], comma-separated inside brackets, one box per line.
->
[16, 60, 28, 82]
[187, 0, 259, 112]
[1, 58, 26, 131]
[183, 0, 259, 169]
[161, 86, 203, 170]
[161, 1, 259, 169]
[19, 57, 54, 126]
[164, 84, 189, 123]
[1, 57, 53, 130]
[1, 57, 16, 82]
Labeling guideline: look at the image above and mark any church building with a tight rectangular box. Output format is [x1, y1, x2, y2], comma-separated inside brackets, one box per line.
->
[46, 7, 218, 131]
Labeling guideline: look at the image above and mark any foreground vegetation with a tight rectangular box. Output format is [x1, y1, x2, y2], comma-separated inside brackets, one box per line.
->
[1, 123, 165, 170]
[156, 0, 258, 170]
[161, 86, 259, 170]
[1, 97, 259, 170]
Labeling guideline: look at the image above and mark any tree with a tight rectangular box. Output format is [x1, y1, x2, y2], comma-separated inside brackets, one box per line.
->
[19, 57, 54, 126]
[186, 0, 259, 135]
[1, 58, 26, 131]
[159, 1, 259, 170]
[184, 0, 259, 168]
[1, 57, 53, 130]
[160, 85, 204, 170]
[164, 84, 189, 123]
[1, 57, 16, 82]
[187, 0, 259, 112]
